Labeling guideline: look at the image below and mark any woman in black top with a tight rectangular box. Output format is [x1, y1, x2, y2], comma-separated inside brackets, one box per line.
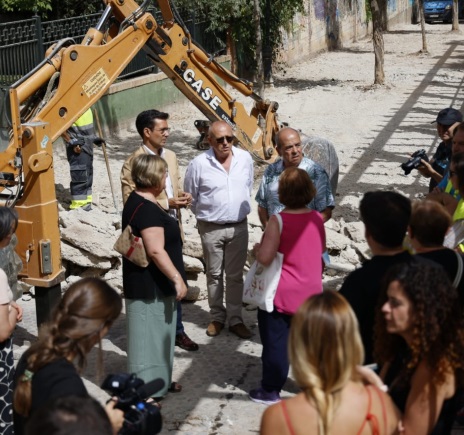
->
[375, 262, 464, 434]
[122, 154, 187, 398]
[13, 277, 123, 435]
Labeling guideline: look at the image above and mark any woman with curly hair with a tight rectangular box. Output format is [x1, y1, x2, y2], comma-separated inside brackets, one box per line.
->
[260, 291, 400, 435]
[12, 278, 124, 435]
[376, 261, 464, 434]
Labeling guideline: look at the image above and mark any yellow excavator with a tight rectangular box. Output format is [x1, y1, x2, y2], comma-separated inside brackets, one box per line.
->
[0, 0, 338, 324]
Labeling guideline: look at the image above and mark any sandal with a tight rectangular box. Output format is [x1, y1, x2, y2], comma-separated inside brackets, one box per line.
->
[168, 381, 182, 393]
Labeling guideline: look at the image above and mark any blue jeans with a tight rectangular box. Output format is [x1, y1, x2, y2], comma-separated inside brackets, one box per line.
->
[176, 301, 184, 335]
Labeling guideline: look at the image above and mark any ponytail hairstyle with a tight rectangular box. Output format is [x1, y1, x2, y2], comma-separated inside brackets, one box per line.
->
[289, 291, 364, 435]
[14, 278, 122, 416]
[0, 206, 18, 241]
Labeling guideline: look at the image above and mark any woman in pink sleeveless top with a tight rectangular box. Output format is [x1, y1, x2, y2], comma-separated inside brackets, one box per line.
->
[249, 167, 326, 404]
[260, 291, 400, 435]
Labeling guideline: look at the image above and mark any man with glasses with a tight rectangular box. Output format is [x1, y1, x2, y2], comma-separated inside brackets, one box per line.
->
[256, 127, 335, 228]
[120, 109, 199, 352]
[184, 121, 254, 339]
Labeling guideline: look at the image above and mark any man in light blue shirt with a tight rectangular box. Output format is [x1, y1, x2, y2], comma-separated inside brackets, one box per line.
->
[184, 121, 254, 340]
[256, 128, 335, 227]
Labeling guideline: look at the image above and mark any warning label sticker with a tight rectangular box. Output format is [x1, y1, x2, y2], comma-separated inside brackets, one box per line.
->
[82, 68, 110, 97]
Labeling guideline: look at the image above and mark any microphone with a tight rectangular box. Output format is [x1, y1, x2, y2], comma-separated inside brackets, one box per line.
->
[136, 378, 165, 400]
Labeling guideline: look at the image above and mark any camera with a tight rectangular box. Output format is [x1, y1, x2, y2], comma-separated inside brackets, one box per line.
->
[401, 149, 429, 175]
[101, 373, 164, 435]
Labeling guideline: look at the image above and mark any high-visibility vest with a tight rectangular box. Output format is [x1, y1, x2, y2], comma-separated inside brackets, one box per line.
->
[454, 199, 464, 222]
[442, 178, 462, 203]
[73, 108, 94, 128]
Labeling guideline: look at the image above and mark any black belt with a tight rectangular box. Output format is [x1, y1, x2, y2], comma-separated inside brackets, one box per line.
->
[203, 218, 247, 226]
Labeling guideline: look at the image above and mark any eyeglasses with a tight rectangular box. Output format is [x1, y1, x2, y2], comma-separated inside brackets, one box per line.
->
[214, 136, 234, 143]
[153, 128, 170, 134]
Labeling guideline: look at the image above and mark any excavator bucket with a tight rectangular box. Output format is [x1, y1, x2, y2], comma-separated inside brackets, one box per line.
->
[300, 133, 339, 196]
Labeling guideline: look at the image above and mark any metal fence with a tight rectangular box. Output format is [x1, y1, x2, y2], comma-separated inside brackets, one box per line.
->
[0, 8, 225, 86]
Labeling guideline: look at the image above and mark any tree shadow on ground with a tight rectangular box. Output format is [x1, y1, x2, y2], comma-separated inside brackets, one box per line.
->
[273, 77, 345, 92]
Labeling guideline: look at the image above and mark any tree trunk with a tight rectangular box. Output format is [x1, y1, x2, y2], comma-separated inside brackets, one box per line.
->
[412, 0, 420, 24]
[263, 0, 273, 86]
[452, 0, 460, 30]
[419, 0, 428, 52]
[253, 0, 264, 98]
[226, 27, 237, 75]
[380, 0, 389, 30]
[370, 0, 385, 84]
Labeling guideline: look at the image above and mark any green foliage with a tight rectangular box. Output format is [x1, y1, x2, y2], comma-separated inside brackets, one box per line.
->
[0, 0, 52, 14]
[365, 0, 373, 22]
[173, 0, 305, 75]
[48, 0, 103, 19]
[175, 0, 249, 33]
[0, 0, 102, 17]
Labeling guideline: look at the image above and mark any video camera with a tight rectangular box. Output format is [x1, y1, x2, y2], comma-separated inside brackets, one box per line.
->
[101, 373, 164, 435]
[401, 149, 429, 175]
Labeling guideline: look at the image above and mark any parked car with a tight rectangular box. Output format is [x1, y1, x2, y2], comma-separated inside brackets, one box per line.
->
[424, 0, 463, 23]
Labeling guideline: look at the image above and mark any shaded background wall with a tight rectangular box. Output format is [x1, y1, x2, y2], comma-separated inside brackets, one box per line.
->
[279, 0, 412, 64]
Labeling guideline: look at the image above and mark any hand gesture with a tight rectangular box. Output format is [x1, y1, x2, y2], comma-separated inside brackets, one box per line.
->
[105, 397, 124, 435]
[10, 301, 22, 322]
[172, 275, 188, 301]
[168, 192, 192, 209]
[356, 365, 388, 391]
[417, 159, 434, 177]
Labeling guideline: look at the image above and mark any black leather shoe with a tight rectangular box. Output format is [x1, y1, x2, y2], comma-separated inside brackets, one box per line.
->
[175, 332, 199, 351]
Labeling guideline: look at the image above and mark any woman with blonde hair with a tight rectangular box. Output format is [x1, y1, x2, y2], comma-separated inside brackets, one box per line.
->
[260, 291, 400, 435]
[13, 278, 123, 435]
[122, 154, 187, 399]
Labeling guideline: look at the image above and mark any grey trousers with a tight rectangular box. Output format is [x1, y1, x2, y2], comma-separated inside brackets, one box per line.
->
[197, 219, 248, 326]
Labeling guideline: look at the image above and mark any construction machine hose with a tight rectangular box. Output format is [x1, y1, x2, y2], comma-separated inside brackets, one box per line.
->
[11, 38, 75, 90]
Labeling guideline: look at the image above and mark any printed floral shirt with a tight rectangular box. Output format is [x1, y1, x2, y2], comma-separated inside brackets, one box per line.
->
[255, 157, 335, 216]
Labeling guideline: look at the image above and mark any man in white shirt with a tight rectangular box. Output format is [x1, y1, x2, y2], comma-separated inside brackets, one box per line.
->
[184, 121, 254, 339]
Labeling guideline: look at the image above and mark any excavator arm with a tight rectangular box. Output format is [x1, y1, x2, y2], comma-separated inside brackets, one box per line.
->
[2, 0, 281, 307]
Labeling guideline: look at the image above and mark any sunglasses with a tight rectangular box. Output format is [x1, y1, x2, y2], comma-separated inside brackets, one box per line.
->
[214, 136, 234, 143]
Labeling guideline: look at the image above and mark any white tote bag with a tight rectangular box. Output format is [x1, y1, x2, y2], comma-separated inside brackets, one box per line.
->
[243, 214, 283, 312]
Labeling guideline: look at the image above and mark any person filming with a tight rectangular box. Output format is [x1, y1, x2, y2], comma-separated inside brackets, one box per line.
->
[13, 278, 124, 435]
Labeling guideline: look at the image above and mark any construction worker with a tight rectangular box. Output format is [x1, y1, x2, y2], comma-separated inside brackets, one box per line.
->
[63, 108, 102, 211]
